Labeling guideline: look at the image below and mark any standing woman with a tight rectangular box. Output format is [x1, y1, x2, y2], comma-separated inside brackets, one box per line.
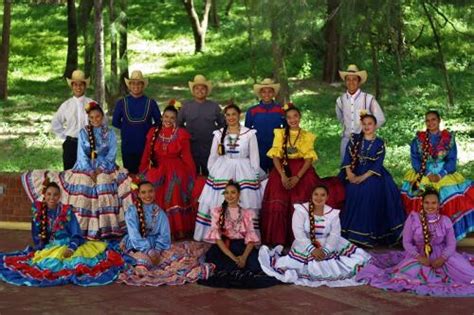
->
[139, 105, 196, 240]
[194, 104, 263, 241]
[23, 102, 133, 239]
[261, 105, 344, 247]
[340, 113, 405, 247]
[400, 110, 474, 240]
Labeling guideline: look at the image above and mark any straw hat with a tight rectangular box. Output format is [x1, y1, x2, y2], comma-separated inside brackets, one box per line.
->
[339, 64, 367, 85]
[125, 70, 149, 89]
[188, 74, 213, 95]
[66, 70, 90, 88]
[253, 78, 280, 96]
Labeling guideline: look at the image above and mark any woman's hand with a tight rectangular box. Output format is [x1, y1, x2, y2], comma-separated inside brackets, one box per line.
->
[311, 248, 326, 261]
[428, 174, 441, 183]
[281, 174, 291, 190]
[287, 176, 300, 189]
[346, 169, 356, 183]
[63, 248, 74, 258]
[431, 257, 446, 269]
[417, 255, 430, 266]
[235, 255, 248, 269]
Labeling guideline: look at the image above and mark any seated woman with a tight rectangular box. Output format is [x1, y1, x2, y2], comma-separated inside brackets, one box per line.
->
[139, 105, 196, 240]
[198, 181, 279, 288]
[22, 102, 132, 239]
[118, 181, 213, 286]
[261, 105, 344, 247]
[339, 113, 405, 247]
[194, 104, 263, 241]
[0, 181, 123, 287]
[356, 189, 474, 297]
[401, 110, 474, 240]
[259, 185, 370, 287]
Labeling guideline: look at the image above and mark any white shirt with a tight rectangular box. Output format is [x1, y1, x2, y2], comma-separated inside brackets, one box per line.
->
[51, 95, 94, 140]
[335, 89, 385, 137]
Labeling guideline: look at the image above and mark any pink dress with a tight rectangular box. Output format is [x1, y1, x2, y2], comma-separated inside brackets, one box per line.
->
[356, 212, 474, 296]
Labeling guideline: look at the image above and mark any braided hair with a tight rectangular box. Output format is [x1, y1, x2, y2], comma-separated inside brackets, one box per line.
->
[419, 188, 439, 258]
[308, 185, 328, 248]
[218, 103, 241, 156]
[38, 178, 61, 244]
[282, 106, 301, 177]
[219, 180, 241, 232]
[149, 105, 178, 168]
[135, 181, 154, 237]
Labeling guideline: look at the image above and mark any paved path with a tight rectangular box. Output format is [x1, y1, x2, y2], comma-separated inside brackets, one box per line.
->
[0, 230, 473, 315]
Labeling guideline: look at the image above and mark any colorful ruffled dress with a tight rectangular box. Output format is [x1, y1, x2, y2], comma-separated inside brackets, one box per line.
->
[261, 128, 345, 246]
[259, 203, 370, 287]
[139, 126, 196, 239]
[0, 202, 124, 287]
[356, 212, 474, 296]
[339, 133, 405, 247]
[118, 203, 213, 286]
[198, 206, 280, 288]
[400, 130, 474, 240]
[194, 126, 263, 241]
[22, 125, 133, 239]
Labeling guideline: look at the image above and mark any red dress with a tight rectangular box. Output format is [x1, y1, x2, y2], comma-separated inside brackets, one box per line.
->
[139, 126, 196, 239]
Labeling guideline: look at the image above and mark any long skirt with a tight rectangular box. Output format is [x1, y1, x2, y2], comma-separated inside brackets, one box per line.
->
[261, 159, 345, 246]
[401, 170, 474, 240]
[141, 157, 196, 240]
[22, 169, 133, 240]
[0, 240, 124, 287]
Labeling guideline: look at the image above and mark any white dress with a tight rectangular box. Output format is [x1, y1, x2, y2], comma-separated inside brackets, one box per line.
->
[194, 126, 264, 241]
[258, 203, 371, 287]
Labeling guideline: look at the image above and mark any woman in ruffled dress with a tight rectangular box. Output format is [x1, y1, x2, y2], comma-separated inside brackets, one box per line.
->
[22, 102, 132, 239]
[194, 104, 263, 241]
[259, 185, 370, 287]
[356, 189, 474, 297]
[139, 105, 196, 240]
[0, 181, 123, 287]
[400, 110, 474, 240]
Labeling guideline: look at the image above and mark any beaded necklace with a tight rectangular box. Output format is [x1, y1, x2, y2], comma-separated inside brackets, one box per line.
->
[158, 127, 178, 152]
[286, 128, 301, 154]
[224, 205, 243, 232]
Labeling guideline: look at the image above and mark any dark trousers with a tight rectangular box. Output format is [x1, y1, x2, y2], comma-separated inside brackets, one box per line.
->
[122, 153, 142, 174]
[62, 136, 78, 170]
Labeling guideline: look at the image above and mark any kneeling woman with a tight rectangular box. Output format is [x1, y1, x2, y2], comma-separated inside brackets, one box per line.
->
[199, 181, 279, 288]
[400, 110, 474, 240]
[0, 181, 123, 287]
[119, 181, 212, 286]
[356, 189, 474, 297]
[259, 185, 370, 287]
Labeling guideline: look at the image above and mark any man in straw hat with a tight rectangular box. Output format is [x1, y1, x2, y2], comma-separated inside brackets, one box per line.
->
[51, 70, 95, 170]
[336, 64, 385, 159]
[177, 74, 224, 176]
[112, 70, 161, 174]
[245, 78, 286, 173]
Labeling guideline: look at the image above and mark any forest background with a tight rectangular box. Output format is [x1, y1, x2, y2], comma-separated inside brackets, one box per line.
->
[0, 0, 472, 184]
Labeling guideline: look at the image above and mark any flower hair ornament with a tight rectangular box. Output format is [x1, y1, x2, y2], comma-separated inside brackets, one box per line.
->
[283, 102, 295, 111]
[359, 109, 369, 119]
[168, 99, 182, 110]
[85, 101, 101, 114]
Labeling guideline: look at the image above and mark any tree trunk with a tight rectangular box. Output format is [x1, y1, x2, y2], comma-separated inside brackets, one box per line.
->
[322, 0, 341, 83]
[369, 32, 381, 100]
[270, 17, 290, 104]
[0, 0, 12, 100]
[79, 0, 94, 77]
[225, 0, 233, 16]
[244, 0, 257, 84]
[422, 1, 454, 107]
[94, 0, 106, 108]
[182, 0, 212, 53]
[118, 0, 128, 96]
[110, 0, 118, 82]
[64, 0, 78, 78]
[210, 0, 219, 29]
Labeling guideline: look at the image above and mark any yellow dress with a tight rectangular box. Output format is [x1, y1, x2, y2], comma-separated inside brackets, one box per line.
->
[267, 128, 318, 161]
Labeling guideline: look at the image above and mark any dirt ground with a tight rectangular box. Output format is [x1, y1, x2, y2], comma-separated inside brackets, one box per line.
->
[0, 229, 473, 315]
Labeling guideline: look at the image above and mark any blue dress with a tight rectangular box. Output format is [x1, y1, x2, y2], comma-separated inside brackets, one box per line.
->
[0, 202, 124, 287]
[22, 125, 133, 239]
[339, 133, 405, 247]
[245, 101, 286, 172]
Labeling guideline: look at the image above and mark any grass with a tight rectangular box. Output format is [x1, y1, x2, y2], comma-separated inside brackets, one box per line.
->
[0, 1, 472, 186]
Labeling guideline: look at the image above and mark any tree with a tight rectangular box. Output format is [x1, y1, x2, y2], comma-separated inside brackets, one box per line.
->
[118, 0, 128, 96]
[94, 0, 106, 107]
[210, 0, 220, 28]
[0, 0, 12, 100]
[78, 0, 94, 77]
[63, 0, 78, 78]
[182, 0, 212, 53]
[110, 0, 118, 82]
[322, 0, 342, 83]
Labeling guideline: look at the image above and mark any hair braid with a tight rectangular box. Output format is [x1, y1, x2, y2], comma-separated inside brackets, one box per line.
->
[219, 200, 228, 232]
[218, 125, 227, 156]
[412, 130, 431, 192]
[282, 125, 292, 177]
[419, 203, 432, 258]
[86, 125, 97, 160]
[349, 133, 362, 171]
[149, 125, 161, 168]
[135, 197, 147, 238]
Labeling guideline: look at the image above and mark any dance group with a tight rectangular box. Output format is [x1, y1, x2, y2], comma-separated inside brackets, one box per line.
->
[0, 64, 473, 297]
